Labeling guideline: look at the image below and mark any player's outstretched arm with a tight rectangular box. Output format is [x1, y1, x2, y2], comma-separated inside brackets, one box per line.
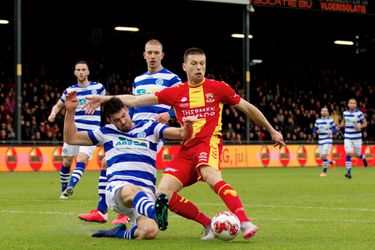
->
[48, 100, 65, 122]
[64, 91, 94, 146]
[234, 98, 285, 148]
[163, 116, 197, 140]
[85, 94, 158, 114]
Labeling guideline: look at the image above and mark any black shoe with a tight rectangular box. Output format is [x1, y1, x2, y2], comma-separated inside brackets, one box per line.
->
[345, 173, 352, 179]
[92, 223, 126, 238]
[363, 158, 368, 167]
[155, 193, 169, 231]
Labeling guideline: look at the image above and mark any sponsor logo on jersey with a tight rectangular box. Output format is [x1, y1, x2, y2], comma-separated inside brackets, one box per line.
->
[115, 137, 147, 148]
[205, 93, 215, 103]
[155, 79, 164, 85]
[137, 132, 146, 138]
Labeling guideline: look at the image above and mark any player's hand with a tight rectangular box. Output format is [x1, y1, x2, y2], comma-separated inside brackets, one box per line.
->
[316, 129, 320, 134]
[84, 95, 103, 114]
[271, 130, 285, 149]
[182, 116, 198, 125]
[48, 113, 56, 122]
[65, 91, 78, 112]
[155, 112, 171, 124]
[327, 130, 333, 135]
[354, 124, 361, 130]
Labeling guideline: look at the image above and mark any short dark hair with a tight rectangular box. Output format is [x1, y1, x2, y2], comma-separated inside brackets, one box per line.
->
[183, 47, 205, 62]
[75, 60, 88, 67]
[102, 97, 125, 119]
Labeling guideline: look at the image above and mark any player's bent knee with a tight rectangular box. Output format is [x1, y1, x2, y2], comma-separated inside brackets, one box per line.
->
[137, 221, 158, 239]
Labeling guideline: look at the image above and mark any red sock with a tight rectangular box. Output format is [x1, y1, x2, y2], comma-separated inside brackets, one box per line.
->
[169, 192, 211, 227]
[214, 180, 249, 223]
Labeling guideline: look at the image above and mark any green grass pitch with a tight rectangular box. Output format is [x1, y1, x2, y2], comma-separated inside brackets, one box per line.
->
[0, 167, 374, 250]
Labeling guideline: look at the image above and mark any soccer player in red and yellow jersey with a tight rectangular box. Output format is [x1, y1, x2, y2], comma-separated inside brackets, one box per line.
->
[86, 47, 285, 240]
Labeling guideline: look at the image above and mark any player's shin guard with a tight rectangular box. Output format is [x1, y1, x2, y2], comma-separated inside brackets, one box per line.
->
[60, 165, 71, 191]
[214, 180, 249, 223]
[169, 192, 211, 227]
[97, 169, 107, 213]
[68, 162, 86, 188]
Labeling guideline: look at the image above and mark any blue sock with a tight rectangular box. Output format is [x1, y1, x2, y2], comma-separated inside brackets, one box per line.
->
[323, 159, 328, 173]
[133, 191, 156, 220]
[60, 165, 71, 192]
[346, 155, 352, 174]
[328, 159, 334, 165]
[97, 169, 107, 213]
[68, 162, 86, 188]
[115, 226, 137, 239]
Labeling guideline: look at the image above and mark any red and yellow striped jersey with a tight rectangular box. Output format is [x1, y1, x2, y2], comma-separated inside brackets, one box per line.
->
[155, 78, 241, 147]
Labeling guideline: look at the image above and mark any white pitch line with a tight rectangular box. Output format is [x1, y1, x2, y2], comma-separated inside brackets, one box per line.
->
[0, 210, 374, 224]
[0, 210, 75, 215]
[199, 203, 375, 212]
[1, 200, 374, 212]
[252, 217, 375, 223]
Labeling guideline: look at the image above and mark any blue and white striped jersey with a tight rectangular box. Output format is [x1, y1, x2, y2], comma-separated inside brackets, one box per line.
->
[131, 68, 181, 122]
[313, 117, 336, 145]
[87, 120, 168, 194]
[60, 81, 106, 131]
[343, 109, 365, 141]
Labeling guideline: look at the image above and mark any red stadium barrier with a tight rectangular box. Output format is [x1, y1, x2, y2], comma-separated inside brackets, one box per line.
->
[0, 144, 373, 172]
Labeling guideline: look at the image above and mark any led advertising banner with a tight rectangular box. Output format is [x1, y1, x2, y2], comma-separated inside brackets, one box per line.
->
[0, 144, 373, 172]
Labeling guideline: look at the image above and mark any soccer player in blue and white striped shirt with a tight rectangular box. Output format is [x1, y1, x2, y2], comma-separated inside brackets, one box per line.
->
[339, 98, 368, 179]
[313, 107, 337, 176]
[79, 39, 182, 223]
[48, 61, 106, 200]
[63, 92, 196, 239]
[130, 39, 182, 123]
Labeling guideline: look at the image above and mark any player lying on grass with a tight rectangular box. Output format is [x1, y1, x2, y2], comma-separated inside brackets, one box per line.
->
[63, 91, 197, 239]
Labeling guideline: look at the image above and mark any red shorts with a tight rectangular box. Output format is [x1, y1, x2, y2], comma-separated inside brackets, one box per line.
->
[163, 140, 223, 187]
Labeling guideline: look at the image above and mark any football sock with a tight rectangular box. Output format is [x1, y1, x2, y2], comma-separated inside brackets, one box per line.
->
[169, 192, 211, 227]
[97, 169, 107, 213]
[214, 180, 249, 223]
[323, 159, 328, 173]
[133, 191, 156, 220]
[60, 165, 71, 192]
[68, 162, 86, 188]
[117, 226, 138, 239]
[346, 155, 352, 174]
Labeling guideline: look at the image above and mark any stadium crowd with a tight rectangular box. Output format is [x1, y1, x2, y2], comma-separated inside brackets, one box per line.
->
[0, 62, 374, 143]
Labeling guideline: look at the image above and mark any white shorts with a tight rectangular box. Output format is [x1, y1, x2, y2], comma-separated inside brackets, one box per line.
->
[344, 139, 362, 156]
[105, 181, 155, 226]
[157, 140, 164, 153]
[319, 144, 332, 157]
[61, 142, 95, 159]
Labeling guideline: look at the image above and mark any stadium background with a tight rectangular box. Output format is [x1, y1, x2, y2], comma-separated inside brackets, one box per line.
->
[0, 0, 374, 171]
